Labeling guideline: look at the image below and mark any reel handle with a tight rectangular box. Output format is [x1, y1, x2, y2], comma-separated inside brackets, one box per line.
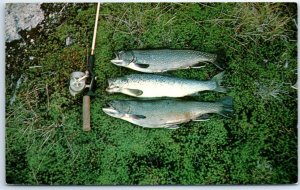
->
[83, 95, 91, 131]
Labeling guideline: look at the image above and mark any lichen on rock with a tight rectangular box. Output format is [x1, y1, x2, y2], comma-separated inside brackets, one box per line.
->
[5, 3, 45, 42]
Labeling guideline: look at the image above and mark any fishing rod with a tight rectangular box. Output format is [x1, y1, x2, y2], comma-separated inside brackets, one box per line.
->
[69, 2, 101, 131]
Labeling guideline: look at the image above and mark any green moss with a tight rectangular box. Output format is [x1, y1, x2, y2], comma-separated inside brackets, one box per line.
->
[6, 2, 297, 185]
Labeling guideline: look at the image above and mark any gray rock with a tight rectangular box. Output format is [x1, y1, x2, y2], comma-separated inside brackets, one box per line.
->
[5, 3, 45, 42]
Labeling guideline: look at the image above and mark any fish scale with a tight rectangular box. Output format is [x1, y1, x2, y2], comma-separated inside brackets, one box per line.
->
[106, 72, 226, 98]
[102, 97, 233, 129]
[111, 49, 220, 73]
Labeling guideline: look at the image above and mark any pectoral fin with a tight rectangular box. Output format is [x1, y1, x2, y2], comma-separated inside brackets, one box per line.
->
[124, 113, 146, 120]
[191, 62, 207, 69]
[165, 125, 180, 129]
[193, 114, 210, 121]
[134, 62, 150, 68]
[163, 121, 182, 129]
[122, 88, 143, 96]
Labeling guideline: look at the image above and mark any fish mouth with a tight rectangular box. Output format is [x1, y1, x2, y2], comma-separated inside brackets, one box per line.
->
[105, 85, 120, 93]
[102, 103, 120, 117]
[110, 59, 124, 65]
[106, 78, 117, 93]
[111, 52, 124, 65]
[114, 52, 119, 59]
[102, 107, 118, 115]
[106, 77, 123, 94]
[105, 86, 115, 93]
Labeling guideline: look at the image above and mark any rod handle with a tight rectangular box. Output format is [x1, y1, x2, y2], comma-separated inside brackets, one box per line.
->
[83, 95, 91, 131]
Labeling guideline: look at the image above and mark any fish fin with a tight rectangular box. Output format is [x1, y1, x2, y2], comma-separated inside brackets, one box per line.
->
[194, 52, 222, 69]
[213, 48, 227, 70]
[129, 56, 150, 68]
[193, 114, 210, 121]
[218, 96, 234, 118]
[134, 62, 150, 68]
[163, 121, 183, 129]
[165, 125, 180, 129]
[125, 113, 146, 120]
[204, 53, 224, 70]
[122, 88, 143, 96]
[212, 58, 224, 70]
[189, 92, 199, 96]
[212, 71, 227, 93]
[191, 62, 207, 69]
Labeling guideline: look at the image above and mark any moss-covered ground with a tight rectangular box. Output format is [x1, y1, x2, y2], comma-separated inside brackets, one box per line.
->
[5, 3, 297, 184]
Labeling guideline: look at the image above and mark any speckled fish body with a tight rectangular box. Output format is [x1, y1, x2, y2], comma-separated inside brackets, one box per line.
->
[102, 97, 233, 129]
[106, 72, 226, 98]
[110, 49, 219, 73]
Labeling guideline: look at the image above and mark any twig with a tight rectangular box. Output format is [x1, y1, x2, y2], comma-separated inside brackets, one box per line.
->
[198, 3, 216, 9]
[229, 35, 256, 56]
[59, 3, 67, 15]
[64, 135, 75, 158]
[46, 83, 49, 111]
[293, 19, 298, 29]
[197, 18, 238, 23]
[29, 65, 42, 69]
[113, 6, 130, 33]
[163, 16, 177, 26]
[224, 43, 239, 53]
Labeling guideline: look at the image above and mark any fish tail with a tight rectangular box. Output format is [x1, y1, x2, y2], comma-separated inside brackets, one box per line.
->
[217, 96, 233, 118]
[212, 71, 227, 93]
[210, 53, 218, 63]
[209, 54, 224, 70]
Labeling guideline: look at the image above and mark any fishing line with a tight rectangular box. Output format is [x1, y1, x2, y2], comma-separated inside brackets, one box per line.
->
[69, 2, 101, 131]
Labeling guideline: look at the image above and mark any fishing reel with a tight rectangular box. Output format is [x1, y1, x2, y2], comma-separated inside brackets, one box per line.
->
[69, 54, 96, 132]
[69, 71, 89, 96]
[69, 71, 96, 96]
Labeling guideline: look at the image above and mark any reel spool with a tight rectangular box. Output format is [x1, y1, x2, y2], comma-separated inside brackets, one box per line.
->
[69, 71, 88, 96]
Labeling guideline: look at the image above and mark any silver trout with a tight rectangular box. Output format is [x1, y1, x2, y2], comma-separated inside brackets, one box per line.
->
[106, 72, 226, 98]
[110, 49, 220, 73]
[102, 97, 233, 129]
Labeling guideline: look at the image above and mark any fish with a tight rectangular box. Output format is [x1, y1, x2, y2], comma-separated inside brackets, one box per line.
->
[110, 49, 221, 73]
[102, 97, 233, 129]
[106, 72, 226, 98]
